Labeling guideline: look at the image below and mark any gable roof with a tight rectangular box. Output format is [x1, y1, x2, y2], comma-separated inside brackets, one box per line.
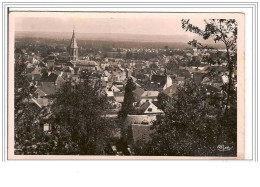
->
[138, 101, 151, 112]
[40, 83, 56, 95]
[29, 97, 50, 108]
[141, 91, 159, 98]
[163, 83, 178, 98]
[75, 60, 98, 67]
[34, 88, 47, 97]
[133, 87, 145, 97]
[114, 92, 124, 103]
[41, 72, 59, 82]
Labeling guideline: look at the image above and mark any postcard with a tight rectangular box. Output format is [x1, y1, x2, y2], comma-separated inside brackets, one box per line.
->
[8, 12, 245, 160]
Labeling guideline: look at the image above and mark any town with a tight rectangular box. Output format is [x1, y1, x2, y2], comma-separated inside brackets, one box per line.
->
[14, 20, 237, 156]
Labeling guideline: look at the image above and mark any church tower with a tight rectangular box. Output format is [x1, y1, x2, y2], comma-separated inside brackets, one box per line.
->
[68, 29, 78, 61]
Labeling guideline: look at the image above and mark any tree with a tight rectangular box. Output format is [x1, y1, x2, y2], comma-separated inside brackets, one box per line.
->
[118, 78, 136, 121]
[133, 80, 236, 156]
[48, 81, 114, 155]
[157, 92, 166, 111]
[14, 61, 48, 155]
[116, 78, 136, 155]
[132, 20, 238, 156]
[181, 19, 237, 111]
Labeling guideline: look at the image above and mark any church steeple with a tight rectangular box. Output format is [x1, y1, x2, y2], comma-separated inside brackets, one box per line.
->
[68, 27, 78, 61]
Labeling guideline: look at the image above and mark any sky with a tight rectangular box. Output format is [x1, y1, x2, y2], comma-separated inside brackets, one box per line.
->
[13, 12, 214, 36]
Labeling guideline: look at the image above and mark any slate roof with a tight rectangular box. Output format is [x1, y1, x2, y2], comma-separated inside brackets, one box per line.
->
[41, 72, 59, 82]
[138, 101, 151, 112]
[141, 91, 159, 98]
[40, 82, 57, 95]
[75, 60, 98, 67]
[151, 101, 160, 108]
[133, 87, 145, 97]
[34, 88, 47, 97]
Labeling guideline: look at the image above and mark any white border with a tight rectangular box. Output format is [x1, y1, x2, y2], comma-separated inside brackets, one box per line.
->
[0, 1, 258, 187]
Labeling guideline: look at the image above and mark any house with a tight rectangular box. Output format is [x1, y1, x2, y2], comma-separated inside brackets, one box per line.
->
[70, 60, 99, 70]
[113, 92, 125, 107]
[110, 85, 121, 92]
[29, 97, 50, 109]
[33, 87, 47, 98]
[39, 71, 66, 95]
[162, 83, 178, 104]
[201, 77, 212, 85]
[174, 76, 185, 85]
[26, 67, 42, 81]
[193, 72, 205, 85]
[150, 75, 166, 88]
[138, 101, 164, 115]
[133, 87, 145, 103]
[140, 91, 159, 104]
[125, 114, 157, 143]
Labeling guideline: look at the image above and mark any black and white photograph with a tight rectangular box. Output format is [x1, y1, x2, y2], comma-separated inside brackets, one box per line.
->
[1, 1, 260, 187]
[9, 12, 245, 159]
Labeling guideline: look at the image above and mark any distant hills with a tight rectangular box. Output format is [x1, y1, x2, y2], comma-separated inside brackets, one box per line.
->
[15, 31, 225, 49]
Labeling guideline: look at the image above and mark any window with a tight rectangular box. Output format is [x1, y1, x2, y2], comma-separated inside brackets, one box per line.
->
[43, 123, 50, 132]
[148, 108, 152, 112]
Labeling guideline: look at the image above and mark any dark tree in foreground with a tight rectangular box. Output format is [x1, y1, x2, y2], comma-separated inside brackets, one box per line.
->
[118, 77, 136, 121]
[133, 81, 236, 156]
[117, 78, 136, 155]
[157, 92, 167, 111]
[48, 81, 114, 155]
[15, 61, 115, 155]
[14, 61, 49, 155]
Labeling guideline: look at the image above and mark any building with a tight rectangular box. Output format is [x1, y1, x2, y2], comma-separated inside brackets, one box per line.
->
[140, 91, 159, 104]
[67, 29, 78, 61]
[67, 30, 99, 70]
[125, 115, 157, 143]
[162, 83, 178, 104]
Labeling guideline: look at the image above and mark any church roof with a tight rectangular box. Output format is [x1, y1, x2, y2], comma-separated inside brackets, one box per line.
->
[69, 30, 78, 49]
[75, 60, 98, 66]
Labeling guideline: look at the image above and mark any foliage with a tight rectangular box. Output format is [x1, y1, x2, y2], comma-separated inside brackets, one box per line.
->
[14, 61, 47, 154]
[47, 81, 115, 155]
[133, 19, 238, 156]
[181, 19, 237, 109]
[118, 78, 136, 121]
[133, 81, 236, 156]
[15, 60, 115, 155]
[157, 92, 166, 111]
